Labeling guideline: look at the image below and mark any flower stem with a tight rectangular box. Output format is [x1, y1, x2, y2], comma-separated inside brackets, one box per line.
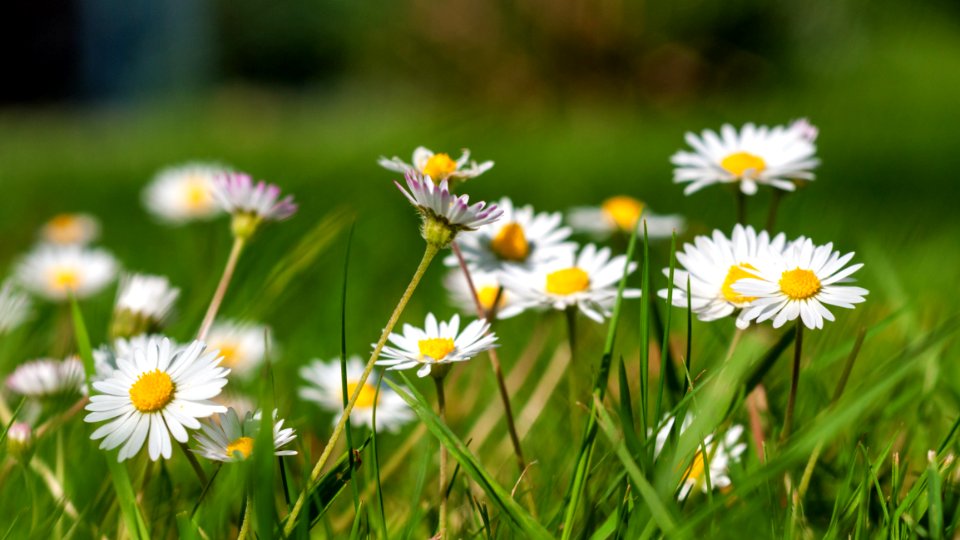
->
[564, 307, 579, 410]
[780, 323, 804, 443]
[197, 236, 246, 341]
[736, 189, 747, 225]
[179, 441, 207, 485]
[434, 375, 449, 539]
[283, 242, 439, 536]
[237, 496, 253, 540]
[766, 190, 784, 231]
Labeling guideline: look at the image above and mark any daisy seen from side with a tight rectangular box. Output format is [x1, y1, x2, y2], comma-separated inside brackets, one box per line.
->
[193, 408, 296, 462]
[379, 146, 493, 183]
[567, 195, 685, 240]
[377, 313, 497, 378]
[16, 245, 118, 301]
[142, 163, 226, 224]
[39, 213, 100, 246]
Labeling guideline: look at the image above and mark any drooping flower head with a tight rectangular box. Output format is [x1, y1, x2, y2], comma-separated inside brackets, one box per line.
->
[212, 172, 298, 239]
[568, 196, 685, 240]
[395, 170, 502, 248]
[379, 146, 493, 184]
[205, 320, 270, 378]
[110, 274, 180, 339]
[84, 336, 229, 461]
[672, 120, 819, 195]
[6, 357, 86, 398]
[39, 213, 100, 246]
[442, 269, 525, 320]
[300, 356, 414, 432]
[735, 237, 868, 330]
[16, 245, 118, 301]
[0, 280, 32, 334]
[378, 313, 497, 379]
[143, 163, 226, 224]
[654, 414, 747, 500]
[501, 244, 640, 323]
[193, 408, 296, 462]
[659, 225, 786, 329]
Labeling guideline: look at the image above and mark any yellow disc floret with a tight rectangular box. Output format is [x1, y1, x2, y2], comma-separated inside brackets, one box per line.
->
[225, 436, 254, 459]
[490, 222, 530, 261]
[684, 450, 707, 484]
[46, 214, 83, 244]
[347, 381, 380, 408]
[182, 176, 213, 210]
[418, 338, 456, 361]
[779, 268, 822, 300]
[720, 152, 767, 178]
[601, 196, 644, 231]
[129, 369, 175, 413]
[721, 263, 758, 305]
[422, 153, 458, 181]
[49, 267, 81, 293]
[546, 267, 590, 295]
[477, 285, 504, 312]
[215, 343, 239, 368]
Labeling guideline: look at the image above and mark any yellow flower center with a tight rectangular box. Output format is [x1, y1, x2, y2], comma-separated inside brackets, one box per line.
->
[720, 263, 758, 305]
[347, 381, 380, 408]
[46, 214, 83, 243]
[477, 285, 505, 312]
[129, 370, 175, 413]
[490, 222, 530, 262]
[225, 436, 254, 459]
[418, 338, 456, 361]
[183, 176, 212, 210]
[422, 153, 458, 180]
[684, 450, 707, 484]
[546, 267, 590, 295]
[215, 343, 239, 368]
[49, 267, 81, 293]
[779, 268, 822, 300]
[720, 152, 767, 178]
[601, 196, 644, 231]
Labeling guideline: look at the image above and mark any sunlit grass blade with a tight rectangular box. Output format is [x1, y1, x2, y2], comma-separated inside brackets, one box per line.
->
[654, 230, 677, 423]
[302, 437, 372, 530]
[337, 224, 362, 513]
[253, 358, 277, 538]
[371, 373, 388, 539]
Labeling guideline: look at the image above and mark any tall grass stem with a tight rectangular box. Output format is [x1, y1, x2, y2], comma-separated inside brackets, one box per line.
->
[198, 236, 246, 341]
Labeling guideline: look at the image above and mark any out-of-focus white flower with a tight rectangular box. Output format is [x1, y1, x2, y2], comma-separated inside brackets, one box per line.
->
[143, 163, 226, 224]
[654, 414, 747, 500]
[193, 408, 296, 462]
[443, 270, 525, 319]
[568, 196, 684, 240]
[110, 274, 180, 338]
[16, 245, 118, 301]
[6, 357, 86, 398]
[379, 146, 493, 183]
[205, 321, 270, 377]
[378, 313, 497, 378]
[39, 213, 100, 246]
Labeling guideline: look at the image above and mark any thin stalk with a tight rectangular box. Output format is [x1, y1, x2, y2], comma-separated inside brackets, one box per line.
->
[283, 242, 439, 536]
[736, 189, 747, 225]
[766, 190, 784, 231]
[179, 441, 208, 485]
[237, 496, 253, 540]
[191, 464, 223, 518]
[565, 306, 579, 411]
[434, 376, 449, 539]
[781, 323, 804, 443]
[198, 236, 246, 341]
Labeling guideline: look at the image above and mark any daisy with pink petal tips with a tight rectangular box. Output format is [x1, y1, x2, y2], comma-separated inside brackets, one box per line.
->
[395, 170, 503, 248]
[213, 171, 298, 239]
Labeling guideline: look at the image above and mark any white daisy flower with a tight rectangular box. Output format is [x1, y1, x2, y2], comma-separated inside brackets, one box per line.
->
[567, 196, 685, 240]
[379, 146, 493, 183]
[671, 120, 820, 195]
[377, 313, 497, 378]
[654, 414, 747, 499]
[84, 336, 229, 462]
[94, 334, 179, 381]
[501, 244, 640, 323]
[734, 237, 868, 330]
[39, 213, 100, 246]
[143, 163, 226, 224]
[442, 270, 525, 319]
[658, 225, 787, 329]
[112, 274, 180, 334]
[193, 408, 296, 462]
[212, 172, 298, 222]
[443, 197, 576, 273]
[205, 321, 269, 377]
[396, 171, 503, 235]
[6, 357, 86, 397]
[15, 245, 118, 301]
[299, 356, 414, 432]
[0, 280, 32, 334]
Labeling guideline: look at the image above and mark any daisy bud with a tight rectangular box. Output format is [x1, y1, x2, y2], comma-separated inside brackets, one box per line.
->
[212, 172, 298, 240]
[110, 274, 180, 339]
[7, 422, 34, 462]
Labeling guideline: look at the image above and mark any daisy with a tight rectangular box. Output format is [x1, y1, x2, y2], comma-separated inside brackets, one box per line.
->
[39, 213, 100, 246]
[567, 196, 685, 240]
[94, 334, 178, 381]
[501, 244, 640, 323]
[442, 269, 525, 319]
[192, 408, 296, 462]
[378, 313, 497, 378]
[15, 245, 118, 301]
[444, 197, 576, 273]
[111, 274, 180, 337]
[84, 336, 229, 462]
[6, 357, 86, 397]
[299, 357, 414, 432]
[654, 414, 747, 499]
[379, 146, 493, 183]
[143, 163, 226, 223]
[659, 225, 787, 329]
[205, 321, 269, 377]
[734, 237, 868, 330]
[671, 120, 820, 195]
[212, 171, 298, 222]
[0, 280, 31, 333]
[395, 170, 503, 247]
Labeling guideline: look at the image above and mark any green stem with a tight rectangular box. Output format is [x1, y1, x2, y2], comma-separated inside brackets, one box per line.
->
[565, 307, 579, 413]
[781, 323, 804, 443]
[736, 189, 747, 226]
[434, 376, 449, 539]
[237, 496, 253, 540]
[198, 236, 246, 341]
[283, 242, 439, 536]
[766, 190, 784, 231]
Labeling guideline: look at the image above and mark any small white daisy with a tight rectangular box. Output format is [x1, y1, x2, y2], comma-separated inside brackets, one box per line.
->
[734, 237, 868, 330]
[192, 408, 296, 462]
[143, 163, 226, 224]
[567, 196, 685, 240]
[654, 414, 747, 500]
[6, 357, 86, 398]
[671, 120, 820, 195]
[396, 171, 503, 236]
[379, 146, 493, 183]
[659, 225, 787, 329]
[94, 334, 179, 382]
[84, 336, 229, 462]
[0, 280, 32, 334]
[15, 245, 118, 302]
[39, 213, 100, 246]
[501, 244, 640, 323]
[113, 273, 180, 326]
[205, 321, 269, 377]
[378, 313, 497, 378]
[442, 269, 525, 319]
[444, 197, 576, 273]
[299, 356, 414, 432]
[212, 172, 298, 222]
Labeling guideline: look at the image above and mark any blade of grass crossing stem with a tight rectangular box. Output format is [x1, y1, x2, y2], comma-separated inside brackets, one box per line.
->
[928, 457, 944, 540]
[338, 224, 361, 512]
[388, 375, 551, 540]
[654, 231, 677, 423]
[253, 359, 277, 537]
[617, 358, 642, 459]
[371, 373, 388, 539]
[70, 296, 150, 540]
[0, 398, 26, 447]
[639, 222, 651, 434]
[685, 274, 692, 391]
[306, 438, 371, 530]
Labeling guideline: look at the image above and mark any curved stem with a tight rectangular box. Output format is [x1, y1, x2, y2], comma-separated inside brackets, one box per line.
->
[237, 496, 253, 540]
[781, 323, 804, 443]
[198, 236, 246, 341]
[283, 242, 439, 536]
[434, 376, 449, 539]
